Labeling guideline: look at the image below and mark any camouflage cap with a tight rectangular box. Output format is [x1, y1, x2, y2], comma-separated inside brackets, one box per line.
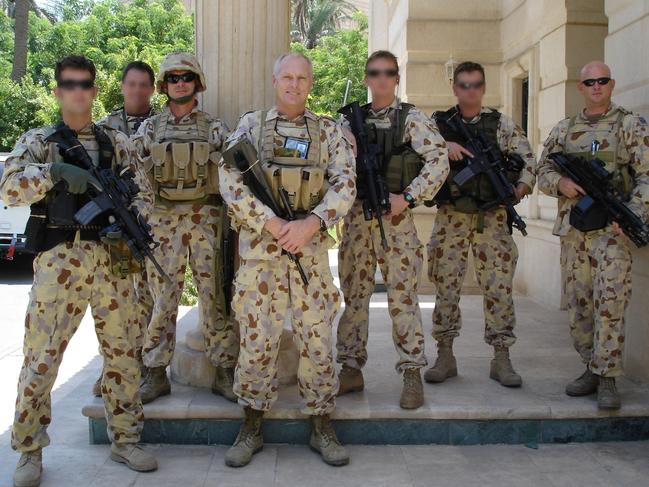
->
[156, 52, 206, 93]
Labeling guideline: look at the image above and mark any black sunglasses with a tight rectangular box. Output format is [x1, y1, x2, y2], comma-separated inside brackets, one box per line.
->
[455, 80, 485, 90]
[582, 77, 611, 87]
[165, 72, 197, 84]
[57, 79, 95, 90]
[366, 68, 399, 78]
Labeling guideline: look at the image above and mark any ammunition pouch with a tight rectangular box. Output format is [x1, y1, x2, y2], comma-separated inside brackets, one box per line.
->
[570, 195, 609, 232]
[384, 146, 424, 193]
[150, 141, 220, 202]
[262, 164, 326, 215]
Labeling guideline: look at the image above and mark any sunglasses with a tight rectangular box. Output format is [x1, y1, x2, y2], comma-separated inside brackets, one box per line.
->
[164, 72, 197, 84]
[455, 80, 485, 90]
[366, 68, 399, 78]
[57, 79, 94, 90]
[581, 77, 611, 87]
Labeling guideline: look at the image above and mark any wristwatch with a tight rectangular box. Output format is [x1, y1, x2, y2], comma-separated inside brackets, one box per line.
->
[403, 192, 416, 209]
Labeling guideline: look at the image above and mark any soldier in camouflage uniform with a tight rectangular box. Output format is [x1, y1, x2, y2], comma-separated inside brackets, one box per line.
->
[219, 53, 356, 468]
[0, 56, 157, 487]
[336, 50, 449, 410]
[92, 61, 157, 398]
[425, 62, 536, 388]
[132, 53, 239, 404]
[538, 61, 649, 410]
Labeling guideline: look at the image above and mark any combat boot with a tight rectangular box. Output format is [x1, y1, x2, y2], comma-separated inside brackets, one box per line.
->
[489, 346, 522, 387]
[13, 449, 41, 487]
[225, 408, 264, 467]
[424, 339, 457, 383]
[139, 366, 171, 404]
[92, 371, 102, 397]
[309, 414, 349, 466]
[212, 366, 237, 402]
[565, 367, 598, 396]
[598, 376, 621, 410]
[337, 366, 364, 396]
[110, 443, 158, 472]
[400, 368, 424, 409]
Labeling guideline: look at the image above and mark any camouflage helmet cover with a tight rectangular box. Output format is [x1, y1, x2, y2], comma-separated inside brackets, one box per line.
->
[156, 52, 206, 93]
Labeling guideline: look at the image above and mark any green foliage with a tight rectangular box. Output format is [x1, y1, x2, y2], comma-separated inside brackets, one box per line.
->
[0, 0, 194, 151]
[180, 265, 198, 306]
[292, 11, 368, 117]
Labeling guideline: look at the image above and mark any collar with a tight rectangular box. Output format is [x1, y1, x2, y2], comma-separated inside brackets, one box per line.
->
[163, 102, 200, 122]
[122, 106, 154, 118]
[367, 97, 400, 116]
[265, 106, 318, 123]
[578, 103, 618, 122]
[455, 105, 493, 124]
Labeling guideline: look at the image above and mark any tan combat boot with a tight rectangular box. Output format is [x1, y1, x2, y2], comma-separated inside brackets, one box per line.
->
[337, 366, 364, 396]
[13, 449, 42, 487]
[489, 346, 522, 387]
[139, 366, 171, 404]
[424, 339, 457, 383]
[597, 376, 621, 410]
[565, 367, 599, 396]
[92, 371, 102, 397]
[400, 368, 424, 409]
[225, 408, 264, 467]
[309, 414, 349, 466]
[110, 443, 158, 472]
[212, 366, 237, 403]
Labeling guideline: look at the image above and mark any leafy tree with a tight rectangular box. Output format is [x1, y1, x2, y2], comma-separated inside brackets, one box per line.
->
[0, 0, 194, 150]
[291, 0, 354, 49]
[292, 11, 368, 116]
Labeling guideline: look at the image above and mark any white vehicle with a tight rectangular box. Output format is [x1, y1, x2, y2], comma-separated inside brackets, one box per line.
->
[0, 156, 30, 259]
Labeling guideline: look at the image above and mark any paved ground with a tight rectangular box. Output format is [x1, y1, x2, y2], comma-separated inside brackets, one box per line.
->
[2, 256, 649, 487]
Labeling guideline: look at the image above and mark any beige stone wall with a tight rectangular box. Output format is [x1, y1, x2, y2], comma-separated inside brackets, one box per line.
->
[194, 0, 290, 128]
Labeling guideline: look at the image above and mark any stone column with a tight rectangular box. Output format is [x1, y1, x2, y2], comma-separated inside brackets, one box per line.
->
[171, 0, 299, 389]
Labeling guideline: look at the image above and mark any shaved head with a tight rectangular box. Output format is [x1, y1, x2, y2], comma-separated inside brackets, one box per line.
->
[580, 61, 611, 81]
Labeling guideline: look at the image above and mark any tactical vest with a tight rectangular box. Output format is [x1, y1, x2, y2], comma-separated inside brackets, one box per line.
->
[257, 111, 326, 216]
[358, 102, 424, 194]
[434, 107, 520, 213]
[149, 110, 220, 205]
[24, 123, 114, 253]
[563, 109, 632, 198]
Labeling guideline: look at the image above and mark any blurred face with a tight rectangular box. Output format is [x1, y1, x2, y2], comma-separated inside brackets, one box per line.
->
[122, 68, 155, 111]
[162, 70, 197, 103]
[273, 57, 313, 109]
[54, 68, 97, 115]
[453, 70, 485, 107]
[364, 57, 399, 99]
[578, 63, 614, 108]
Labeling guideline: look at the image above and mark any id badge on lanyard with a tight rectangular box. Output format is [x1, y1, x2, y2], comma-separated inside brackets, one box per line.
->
[284, 137, 310, 159]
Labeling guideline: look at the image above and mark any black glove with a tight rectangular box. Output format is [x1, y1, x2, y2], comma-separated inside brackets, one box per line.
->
[50, 162, 98, 194]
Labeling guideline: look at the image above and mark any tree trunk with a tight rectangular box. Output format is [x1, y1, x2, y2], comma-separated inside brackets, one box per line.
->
[11, 0, 29, 82]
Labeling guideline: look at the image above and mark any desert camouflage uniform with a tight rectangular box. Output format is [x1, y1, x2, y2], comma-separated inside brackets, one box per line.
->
[219, 107, 356, 415]
[336, 98, 449, 372]
[133, 105, 239, 370]
[98, 106, 157, 361]
[429, 108, 536, 347]
[0, 123, 153, 452]
[538, 103, 649, 377]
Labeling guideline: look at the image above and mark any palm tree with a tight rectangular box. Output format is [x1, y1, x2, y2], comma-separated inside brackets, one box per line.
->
[10, 0, 28, 81]
[291, 0, 355, 49]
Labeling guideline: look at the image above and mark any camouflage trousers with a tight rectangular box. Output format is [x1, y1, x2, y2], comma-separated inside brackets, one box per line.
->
[12, 239, 143, 452]
[97, 271, 152, 363]
[560, 226, 632, 377]
[428, 205, 518, 347]
[336, 200, 427, 372]
[143, 203, 238, 369]
[232, 253, 340, 415]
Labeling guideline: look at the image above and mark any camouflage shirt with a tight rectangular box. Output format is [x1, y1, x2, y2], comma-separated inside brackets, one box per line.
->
[98, 106, 156, 137]
[0, 123, 153, 217]
[343, 98, 450, 202]
[538, 103, 649, 235]
[219, 106, 356, 260]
